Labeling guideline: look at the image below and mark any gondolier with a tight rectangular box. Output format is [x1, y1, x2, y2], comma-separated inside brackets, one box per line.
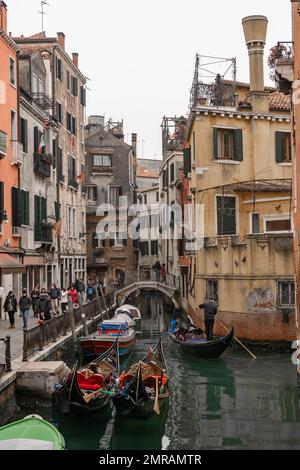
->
[199, 297, 218, 342]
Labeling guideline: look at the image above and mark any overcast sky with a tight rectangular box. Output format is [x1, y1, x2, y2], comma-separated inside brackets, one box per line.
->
[7, 0, 292, 159]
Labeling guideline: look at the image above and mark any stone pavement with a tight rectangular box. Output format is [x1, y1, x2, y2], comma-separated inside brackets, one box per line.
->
[0, 312, 37, 360]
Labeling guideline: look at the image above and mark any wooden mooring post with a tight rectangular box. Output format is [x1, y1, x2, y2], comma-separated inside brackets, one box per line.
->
[78, 293, 89, 336]
[68, 296, 77, 343]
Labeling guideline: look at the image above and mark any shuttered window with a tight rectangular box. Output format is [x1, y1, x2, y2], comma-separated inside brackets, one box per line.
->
[0, 181, 4, 224]
[80, 86, 86, 106]
[183, 146, 191, 176]
[34, 195, 47, 241]
[56, 102, 62, 124]
[140, 241, 149, 256]
[170, 163, 175, 183]
[21, 190, 30, 226]
[151, 240, 158, 256]
[217, 196, 237, 235]
[20, 118, 28, 153]
[12, 187, 21, 227]
[71, 76, 78, 96]
[56, 57, 62, 81]
[265, 218, 291, 233]
[213, 128, 243, 161]
[68, 155, 76, 183]
[276, 131, 292, 163]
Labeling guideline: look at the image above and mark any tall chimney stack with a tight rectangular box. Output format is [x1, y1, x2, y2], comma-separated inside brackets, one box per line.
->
[242, 15, 269, 113]
[0, 1, 8, 33]
[57, 32, 65, 50]
[131, 133, 137, 157]
[72, 53, 79, 67]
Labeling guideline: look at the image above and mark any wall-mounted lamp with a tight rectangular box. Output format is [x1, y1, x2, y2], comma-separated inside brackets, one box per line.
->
[0, 210, 8, 224]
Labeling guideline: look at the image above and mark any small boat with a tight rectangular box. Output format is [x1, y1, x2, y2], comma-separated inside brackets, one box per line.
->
[79, 320, 136, 359]
[53, 341, 119, 416]
[113, 338, 169, 419]
[0, 415, 65, 450]
[169, 322, 234, 359]
[113, 313, 136, 328]
[115, 304, 142, 322]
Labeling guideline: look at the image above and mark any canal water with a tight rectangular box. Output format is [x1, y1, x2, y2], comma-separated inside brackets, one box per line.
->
[16, 293, 300, 450]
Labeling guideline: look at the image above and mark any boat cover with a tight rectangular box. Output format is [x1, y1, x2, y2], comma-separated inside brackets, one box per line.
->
[0, 439, 55, 450]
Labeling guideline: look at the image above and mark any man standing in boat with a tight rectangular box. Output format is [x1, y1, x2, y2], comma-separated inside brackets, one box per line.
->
[199, 297, 218, 342]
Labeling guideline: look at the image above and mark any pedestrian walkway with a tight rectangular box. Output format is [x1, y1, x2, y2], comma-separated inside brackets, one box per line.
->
[0, 314, 37, 360]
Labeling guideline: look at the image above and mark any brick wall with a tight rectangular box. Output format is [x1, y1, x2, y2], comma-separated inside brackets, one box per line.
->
[0, 381, 18, 426]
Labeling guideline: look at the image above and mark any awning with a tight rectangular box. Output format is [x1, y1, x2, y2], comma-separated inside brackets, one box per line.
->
[23, 255, 44, 267]
[0, 254, 26, 274]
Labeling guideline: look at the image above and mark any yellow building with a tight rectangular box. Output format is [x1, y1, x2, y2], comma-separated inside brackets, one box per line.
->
[185, 16, 295, 343]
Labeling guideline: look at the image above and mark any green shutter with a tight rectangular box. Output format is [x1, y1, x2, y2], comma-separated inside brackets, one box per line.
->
[213, 128, 218, 160]
[34, 195, 41, 241]
[183, 147, 191, 176]
[12, 187, 21, 227]
[0, 181, 4, 223]
[276, 131, 284, 163]
[54, 201, 60, 221]
[41, 197, 47, 222]
[234, 129, 243, 161]
[23, 191, 29, 226]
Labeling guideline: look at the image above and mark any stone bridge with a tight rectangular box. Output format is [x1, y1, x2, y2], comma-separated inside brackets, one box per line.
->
[114, 281, 179, 306]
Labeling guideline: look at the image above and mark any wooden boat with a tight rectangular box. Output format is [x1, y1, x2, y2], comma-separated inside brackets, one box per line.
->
[113, 338, 170, 418]
[79, 319, 136, 359]
[0, 415, 65, 450]
[53, 341, 119, 416]
[169, 324, 234, 359]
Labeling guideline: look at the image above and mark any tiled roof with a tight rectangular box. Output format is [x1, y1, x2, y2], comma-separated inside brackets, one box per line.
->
[137, 168, 159, 178]
[223, 79, 275, 92]
[13, 32, 56, 42]
[269, 91, 290, 111]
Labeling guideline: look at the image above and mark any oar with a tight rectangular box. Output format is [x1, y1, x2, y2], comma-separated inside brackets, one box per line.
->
[153, 376, 160, 415]
[83, 388, 114, 404]
[216, 319, 256, 360]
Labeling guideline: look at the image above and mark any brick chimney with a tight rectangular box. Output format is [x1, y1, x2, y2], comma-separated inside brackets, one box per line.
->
[57, 32, 65, 50]
[0, 1, 8, 33]
[242, 15, 269, 113]
[131, 133, 137, 157]
[72, 53, 79, 67]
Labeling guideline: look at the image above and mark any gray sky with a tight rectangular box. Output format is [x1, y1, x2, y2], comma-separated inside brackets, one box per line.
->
[7, 0, 292, 159]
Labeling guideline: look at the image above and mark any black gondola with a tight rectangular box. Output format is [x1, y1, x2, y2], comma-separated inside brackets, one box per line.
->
[53, 341, 119, 416]
[113, 338, 170, 419]
[169, 325, 234, 359]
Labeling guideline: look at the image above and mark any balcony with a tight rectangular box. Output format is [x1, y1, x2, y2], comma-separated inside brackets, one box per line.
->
[68, 179, 79, 191]
[11, 141, 24, 166]
[32, 92, 53, 110]
[274, 42, 294, 95]
[35, 223, 53, 245]
[34, 153, 54, 178]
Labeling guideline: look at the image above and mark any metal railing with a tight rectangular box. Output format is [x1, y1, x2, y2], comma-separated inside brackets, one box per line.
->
[0, 336, 12, 377]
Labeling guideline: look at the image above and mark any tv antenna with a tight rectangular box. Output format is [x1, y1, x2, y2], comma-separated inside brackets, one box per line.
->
[38, 1, 50, 32]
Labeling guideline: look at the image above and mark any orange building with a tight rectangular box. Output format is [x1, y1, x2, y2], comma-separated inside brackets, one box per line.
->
[0, 1, 25, 314]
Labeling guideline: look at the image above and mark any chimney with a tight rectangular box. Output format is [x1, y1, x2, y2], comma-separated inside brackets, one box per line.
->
[72, 53, 79, 68]
[242, 15, 269, 113]
[57, 32, 65, 50]
[0, 1, 8, 33]
[131, 133, 137, 157]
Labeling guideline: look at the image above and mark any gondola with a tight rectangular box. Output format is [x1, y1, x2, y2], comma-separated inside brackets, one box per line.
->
[113, 338, 169, 419]
[53, 341, 119, 416]
[169, 323, 234, 359]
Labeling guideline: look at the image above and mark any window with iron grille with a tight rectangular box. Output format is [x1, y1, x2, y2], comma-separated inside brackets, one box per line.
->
[277, 280, 295, 307]
[217, 196, 237, 235]
[207, 280, 219, 304]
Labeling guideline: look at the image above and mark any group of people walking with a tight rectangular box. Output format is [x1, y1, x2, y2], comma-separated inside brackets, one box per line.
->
[153, 260, 167, 284]
[3, 279, 87, 330]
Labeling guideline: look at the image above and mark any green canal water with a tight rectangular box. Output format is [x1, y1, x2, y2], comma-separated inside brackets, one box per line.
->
[16, 294, 300, 450]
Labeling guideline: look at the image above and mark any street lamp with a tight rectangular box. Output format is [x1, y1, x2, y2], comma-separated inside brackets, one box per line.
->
[0, 210, 8, 224]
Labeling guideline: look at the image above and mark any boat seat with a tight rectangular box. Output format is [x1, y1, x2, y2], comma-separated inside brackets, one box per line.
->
[77, 372, 104, 391]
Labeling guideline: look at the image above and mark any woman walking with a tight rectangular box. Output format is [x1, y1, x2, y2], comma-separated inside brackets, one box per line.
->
[3, 291, 17, 329]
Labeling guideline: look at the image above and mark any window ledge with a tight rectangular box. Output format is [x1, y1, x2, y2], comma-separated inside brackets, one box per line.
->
[214, 159, 241, 165]
[278, 162, 292, 167]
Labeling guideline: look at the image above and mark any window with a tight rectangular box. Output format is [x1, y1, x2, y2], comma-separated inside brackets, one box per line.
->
[67, 112, 72, 132]
[265, 217, 291, 233]
[163, 169, 168, 188]
[68, 206, 72, 237]
[68, 155, 76, 183]
[217, 196, 237, 235]
[276, 131, 291, 163]
[0, 181, 4, 225]
[151, 240, 158, 256]
[278, 280, 295, 307]
[11, 110, 17, 140]
[207, 280, 219, 304]
[12, 187, 21, 227]
[93, 154, 112, 167]
[56, 102, 62, 124]
[156, 192, 159, 203]
[56, 57, 62, 81]
[109, 186, 121, 207]
[32, 74, 38, 93]
[183, 145, 191, 176]
[0, 130, 7, 155]
[20, 118, 28, 153]
[170, 163, 175, 183]
[251, 213, 260, 234]
[80, 86, 86, 106]
[9, 57, 16, 86]
[140, 241, 149, 256]
[21, 190, 30, 226]
[67, 70, 70, 91]
[144, 194, 147, 205]
[71, 76, 78, 96]
[87, 186, 97, 201]
[72, 116, 76, 136]
[34, 195, 47, 241]
[73, 208, 76, 237]
[213, 128, 243, 161]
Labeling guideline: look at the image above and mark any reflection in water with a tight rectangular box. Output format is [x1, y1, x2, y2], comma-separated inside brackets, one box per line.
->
[15, 291, 300, 450]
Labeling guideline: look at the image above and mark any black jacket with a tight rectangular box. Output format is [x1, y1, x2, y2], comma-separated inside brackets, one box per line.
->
[199, 301, 218, 320]
[19, 295, 31, 311]
[37, 294, 52, 318]
[4, 295, 17, 313]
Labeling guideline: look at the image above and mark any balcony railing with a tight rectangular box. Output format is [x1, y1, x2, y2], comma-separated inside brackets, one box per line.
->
[68, 179, 79, 190]
[11, 141, 24, 166]
[35, 223, 53, 245]
[34, 153, 54, 178]
[274, 42, 294, 94]
[32, 92, 53, 110]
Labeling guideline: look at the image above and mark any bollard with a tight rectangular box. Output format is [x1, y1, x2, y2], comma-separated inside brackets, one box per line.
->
[5, 336, 12, 372]
[23, 329, 29, 362]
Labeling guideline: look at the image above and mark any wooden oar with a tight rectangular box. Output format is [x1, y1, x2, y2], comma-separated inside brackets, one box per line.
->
[216, 319, 256, 360]
[83, 388, 114, 404]
[153, 376, 160, 415]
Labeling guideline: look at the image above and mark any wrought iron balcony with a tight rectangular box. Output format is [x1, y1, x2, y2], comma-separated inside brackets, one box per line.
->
[68, 179, 79, 190]
[32, 92, 53, 110]
[274, 42, 294, 94]
[34, 153, 54, 178]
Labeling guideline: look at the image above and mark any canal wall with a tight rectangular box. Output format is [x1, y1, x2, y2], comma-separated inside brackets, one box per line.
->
[0, 373, 18, 426]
